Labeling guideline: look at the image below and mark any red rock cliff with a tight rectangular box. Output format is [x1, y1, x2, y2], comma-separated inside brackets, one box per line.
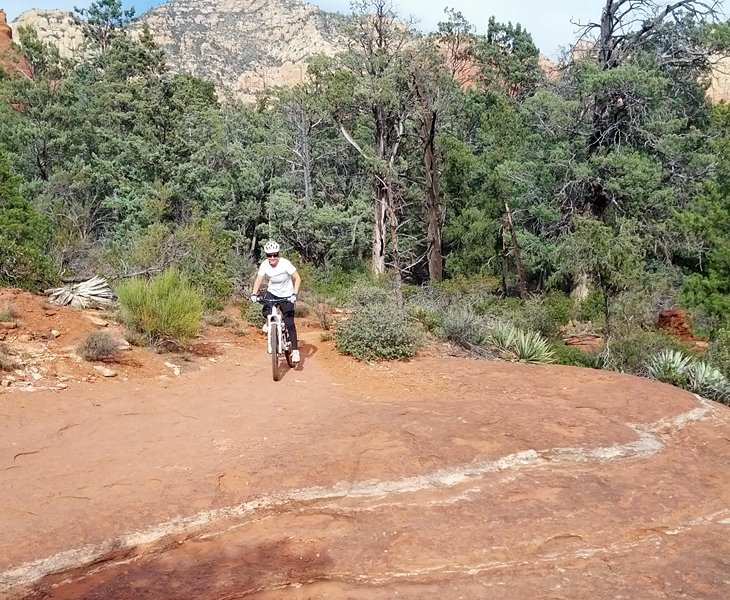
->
[0, 8, 31, 78]
[0, 9, 12, 52]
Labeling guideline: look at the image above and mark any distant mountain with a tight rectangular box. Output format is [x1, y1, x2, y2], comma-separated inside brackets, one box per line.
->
[7, 0, 347, 102]
[6, 1, 730, 103]
[134, 0, 347, 101]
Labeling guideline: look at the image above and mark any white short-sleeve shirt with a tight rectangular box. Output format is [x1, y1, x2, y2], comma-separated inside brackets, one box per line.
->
[258, 258, 297, 297]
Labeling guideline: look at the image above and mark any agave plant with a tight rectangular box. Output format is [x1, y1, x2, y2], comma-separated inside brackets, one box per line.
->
[645, 349, 692, 386]
[688, 362, 730, 404]
[487, 320, 517, 351]
[510, 329, 557, 364]
[487, 321, 555, 364]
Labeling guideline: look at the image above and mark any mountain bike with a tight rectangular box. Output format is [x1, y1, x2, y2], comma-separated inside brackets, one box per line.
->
[257, 298, 295, 381]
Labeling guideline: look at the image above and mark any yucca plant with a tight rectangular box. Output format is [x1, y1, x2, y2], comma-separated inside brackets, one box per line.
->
[688, 362, 730, 404]
[487, 321, 556, 364]
[487, 320, 517, 351]
[510, 329, 557, 364]
[645, 349, 692, 387]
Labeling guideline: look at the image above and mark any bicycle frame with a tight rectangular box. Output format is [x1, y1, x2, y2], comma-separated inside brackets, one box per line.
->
[258, 298, 294, 380]
[265, 307, 289, 356]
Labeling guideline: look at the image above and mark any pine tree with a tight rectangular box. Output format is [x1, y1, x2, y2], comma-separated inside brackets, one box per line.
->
[0, 150, 55, 289]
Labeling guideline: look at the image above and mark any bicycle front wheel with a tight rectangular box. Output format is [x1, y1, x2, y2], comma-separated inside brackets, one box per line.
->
[283, 327, 295, 368]
[270, 321, 279, 381]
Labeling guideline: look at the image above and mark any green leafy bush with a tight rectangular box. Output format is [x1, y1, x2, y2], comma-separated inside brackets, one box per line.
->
[299, 263, 368, 305]
[707, 328, 730, 378]
[335, 305, 420, 361]
[552, 343, 599, 368]
[76, 331, 120, 362]
[241, 300, 264, 326]
[575, 289, 606, 325]
[439, 308, 486, 346]
[346, 283, 393, 308]
[408, 304, 443, 333]
[521, 292, 573, 339]
[0, 151, 56, 290]
[115, 268, 203, 346]
[602, 330, 688, 374]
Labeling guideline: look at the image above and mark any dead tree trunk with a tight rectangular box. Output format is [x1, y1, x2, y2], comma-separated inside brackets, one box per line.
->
[503, 195, 528, 299]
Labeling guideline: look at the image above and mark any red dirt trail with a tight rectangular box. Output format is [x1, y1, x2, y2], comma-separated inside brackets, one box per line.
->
[0, 290, 729, 599]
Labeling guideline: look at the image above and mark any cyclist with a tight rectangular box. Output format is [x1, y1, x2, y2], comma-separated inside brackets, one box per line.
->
[249, 240, 301, 364]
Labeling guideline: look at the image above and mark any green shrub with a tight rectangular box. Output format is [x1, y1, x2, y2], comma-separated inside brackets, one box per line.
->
[408, 304, 443, 333]
[298, 262, 368, 305]
[76, 331, 120, 362]
[0, 151, 56, 291]
[552, 343, 599, 368]
[439, 308, 485, 346]
[602, 330, 689, 374]
[474, 296, 523, 320]
[241, 300, 264, 326]
[520, 292, 572, 339]
[346, 283, 393, 308]
[575, 289, 606, 324]
[335, 305, 420, 361]
[115, 268, 203, 346]
[707, 328, 730, 378]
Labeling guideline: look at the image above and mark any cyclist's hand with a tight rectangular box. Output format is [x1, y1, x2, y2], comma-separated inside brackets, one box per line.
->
[288, 294, 298, 303]
[249, 294, 258, 303]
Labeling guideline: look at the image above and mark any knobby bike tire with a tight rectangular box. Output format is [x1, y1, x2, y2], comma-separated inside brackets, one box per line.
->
[270, 321, 279, 381]
[283, 327, 295, 368]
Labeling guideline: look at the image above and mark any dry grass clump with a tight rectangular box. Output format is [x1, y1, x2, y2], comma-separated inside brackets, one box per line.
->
[0, 342, 20, 371]
[76, 331, 120, 362]
[0, 303, 20, 322]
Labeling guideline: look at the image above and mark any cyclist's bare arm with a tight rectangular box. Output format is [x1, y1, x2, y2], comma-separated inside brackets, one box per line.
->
[251, 274, 264, 296]
[292, 271, 301, 296]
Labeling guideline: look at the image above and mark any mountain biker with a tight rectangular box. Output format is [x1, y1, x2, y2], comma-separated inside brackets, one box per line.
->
[249, 240, 301, 364]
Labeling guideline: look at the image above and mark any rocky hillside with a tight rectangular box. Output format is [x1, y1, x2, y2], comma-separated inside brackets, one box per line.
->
[0, 9, 30, 77]
[137, 0, 346, 101]
[7, 0, 346, 102]
[5, 0, 730, 102]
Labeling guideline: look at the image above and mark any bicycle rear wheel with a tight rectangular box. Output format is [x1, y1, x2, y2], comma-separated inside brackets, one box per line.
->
[270, 322, 279, 381]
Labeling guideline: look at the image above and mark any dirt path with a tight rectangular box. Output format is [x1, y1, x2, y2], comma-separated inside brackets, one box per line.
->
[2, 317, 730, 599]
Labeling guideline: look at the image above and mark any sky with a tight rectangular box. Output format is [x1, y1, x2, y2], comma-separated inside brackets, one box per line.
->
[5, 0, 729, 59]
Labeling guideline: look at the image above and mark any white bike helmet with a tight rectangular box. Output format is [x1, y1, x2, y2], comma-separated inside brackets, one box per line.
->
[263, 240, 280, 254]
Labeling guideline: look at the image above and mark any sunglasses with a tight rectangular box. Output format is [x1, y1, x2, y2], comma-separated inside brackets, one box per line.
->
[266, 253, 279, 258]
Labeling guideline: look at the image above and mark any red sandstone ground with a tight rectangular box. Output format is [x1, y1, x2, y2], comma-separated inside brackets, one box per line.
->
[0, 288, 729, 600]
